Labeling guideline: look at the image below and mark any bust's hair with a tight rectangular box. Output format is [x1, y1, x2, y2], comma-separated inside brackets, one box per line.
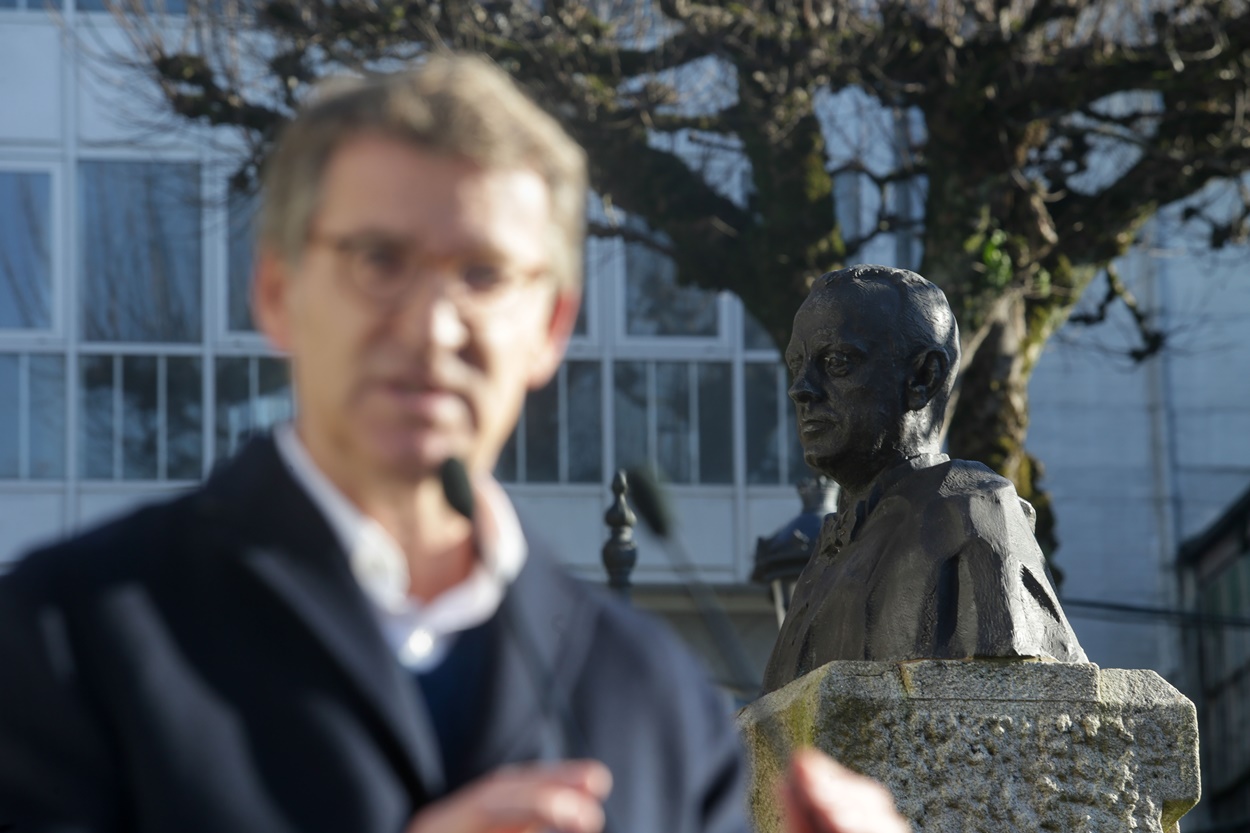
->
[260, 54, 588, 290]
[815, 265, 961, 410]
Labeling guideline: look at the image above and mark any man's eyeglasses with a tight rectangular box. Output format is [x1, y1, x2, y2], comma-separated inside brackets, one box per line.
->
[306, 231, 542, 309]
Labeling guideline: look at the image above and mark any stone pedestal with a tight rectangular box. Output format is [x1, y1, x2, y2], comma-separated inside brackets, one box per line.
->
[737, 661, 1200, 833]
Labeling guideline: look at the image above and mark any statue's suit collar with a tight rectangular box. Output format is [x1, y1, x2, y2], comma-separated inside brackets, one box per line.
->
[827, 452, 951, 554]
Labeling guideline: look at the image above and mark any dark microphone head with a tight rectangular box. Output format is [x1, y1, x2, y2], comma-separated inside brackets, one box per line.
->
[624, 467, 671, 539]
[439, 457, 475, 522]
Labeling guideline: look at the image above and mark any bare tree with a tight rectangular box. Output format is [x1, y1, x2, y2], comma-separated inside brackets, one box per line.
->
[107, 0, 1250, 556]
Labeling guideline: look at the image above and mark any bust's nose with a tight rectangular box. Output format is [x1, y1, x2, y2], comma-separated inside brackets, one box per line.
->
[789, 366, 822, 404]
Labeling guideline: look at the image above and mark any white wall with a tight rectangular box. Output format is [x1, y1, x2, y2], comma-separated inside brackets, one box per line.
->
[1029, 210, 1250, 677]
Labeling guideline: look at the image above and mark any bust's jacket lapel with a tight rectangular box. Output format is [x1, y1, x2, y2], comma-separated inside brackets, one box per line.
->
[195, 437, 445, 801]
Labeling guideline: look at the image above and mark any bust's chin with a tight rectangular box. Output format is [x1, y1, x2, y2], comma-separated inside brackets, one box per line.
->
[801, 446, 848, 484]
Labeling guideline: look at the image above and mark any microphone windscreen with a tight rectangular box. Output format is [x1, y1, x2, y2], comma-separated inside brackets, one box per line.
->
[440, 457, 475, 522]
[624, 467, 671, 540]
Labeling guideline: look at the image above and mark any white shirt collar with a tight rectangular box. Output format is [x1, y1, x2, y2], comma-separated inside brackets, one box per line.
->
[274, 423, 527, 671]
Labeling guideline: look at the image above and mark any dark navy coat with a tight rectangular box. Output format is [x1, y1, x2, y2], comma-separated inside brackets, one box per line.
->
[0, 437, 749, 833]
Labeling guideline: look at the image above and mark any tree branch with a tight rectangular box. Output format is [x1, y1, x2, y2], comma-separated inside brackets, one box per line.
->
[1067, 263, 1166, 361]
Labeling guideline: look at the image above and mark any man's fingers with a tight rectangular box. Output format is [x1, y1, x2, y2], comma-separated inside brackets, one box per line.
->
[494, 759, 613, 798]
[406, 760, 613, 833]
[782, 749, 911, 833]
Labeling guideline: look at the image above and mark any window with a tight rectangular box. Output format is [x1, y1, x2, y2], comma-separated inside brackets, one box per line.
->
[227, 191, 257, 332]
[215, 356, 293, 459]
[496, 361, 602, 484]
[73, 0, 188, 12]
[0, 353, 64, 479]
[0, 171, 53, 330]
[79, 353, 203, 480]
[744, 361, 807, 485]
[612, 360, 732, 484]
[742, 310, 777, 350]
[79, 161, 202, 343]
[623, 240, 718, 338]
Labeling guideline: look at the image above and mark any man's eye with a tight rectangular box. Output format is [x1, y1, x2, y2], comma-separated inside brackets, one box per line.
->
[356, 243, 404, 277]
[463, 264, 505, 291]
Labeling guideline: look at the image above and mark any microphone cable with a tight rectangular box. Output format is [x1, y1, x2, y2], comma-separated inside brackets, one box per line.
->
[439, 458, 610, 829]
[624, 467, 761, 700]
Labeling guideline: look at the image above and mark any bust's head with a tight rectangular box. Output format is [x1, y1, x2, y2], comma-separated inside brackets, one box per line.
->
[785, 265, 960, 492]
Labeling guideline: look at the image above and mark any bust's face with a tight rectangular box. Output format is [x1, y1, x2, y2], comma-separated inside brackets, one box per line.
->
[784, 281, 908, 485]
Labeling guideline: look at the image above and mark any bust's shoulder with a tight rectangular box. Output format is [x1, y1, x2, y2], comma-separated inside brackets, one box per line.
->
[877, 458, 1030, 546]
[885, 457, 1015, 505]
[937, 458, 1016, 497]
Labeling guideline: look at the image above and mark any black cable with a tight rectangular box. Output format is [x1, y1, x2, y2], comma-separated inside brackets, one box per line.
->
[625, 467, 761, 699]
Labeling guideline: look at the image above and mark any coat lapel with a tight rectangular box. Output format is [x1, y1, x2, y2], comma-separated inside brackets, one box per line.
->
[460, 548, 599, 774]
[198, 438, 446, 800]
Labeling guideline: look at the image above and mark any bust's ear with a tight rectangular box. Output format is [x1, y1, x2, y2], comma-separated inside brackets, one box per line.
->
[905, 349, 949, 411]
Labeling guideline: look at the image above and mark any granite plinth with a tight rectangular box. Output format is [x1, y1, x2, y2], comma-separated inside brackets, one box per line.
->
[737, 660, 1199, 833]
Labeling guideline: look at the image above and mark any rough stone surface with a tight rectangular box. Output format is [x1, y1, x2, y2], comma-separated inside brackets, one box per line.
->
[737, 660, 1200, 833]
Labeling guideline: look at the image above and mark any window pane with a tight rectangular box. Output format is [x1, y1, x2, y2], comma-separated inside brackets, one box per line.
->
[566, 361, 601, 483]
[80, 161, 202, 343]
[256, 358, 293, 432]
[655, 362, 691, 484]
[0, 356, 18, 477]
[215, 357, 250, 459]
[697, 362, 732, 484]
[525, 376, 559, 483]
[227, 191, 257, 332]
[80, 355, 115, 478]
[122, 356, 158, 480]
[742, 310, 776, 351]
[167, 357, 203, 480]
[744, 363, 780, 484]
[624, 243, 717, 337]
[0, 172, 52, 329]
[613, 361, 648, 472]
[29, 355, 65, 480]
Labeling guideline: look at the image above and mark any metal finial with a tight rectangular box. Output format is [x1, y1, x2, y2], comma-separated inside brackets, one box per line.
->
[602, 469, 638, 599]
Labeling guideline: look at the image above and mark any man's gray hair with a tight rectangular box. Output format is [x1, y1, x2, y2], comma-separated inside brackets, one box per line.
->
[260, 54, 588, 289]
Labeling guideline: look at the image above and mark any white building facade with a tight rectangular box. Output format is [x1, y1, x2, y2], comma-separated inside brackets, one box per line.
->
[3, 4, 1250, 706]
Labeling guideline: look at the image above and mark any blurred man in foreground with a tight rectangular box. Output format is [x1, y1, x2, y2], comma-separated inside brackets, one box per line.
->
[0, 55, 907, 833]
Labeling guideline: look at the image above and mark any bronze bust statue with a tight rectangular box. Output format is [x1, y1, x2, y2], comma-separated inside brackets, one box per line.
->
[761, 265, 1086, 694]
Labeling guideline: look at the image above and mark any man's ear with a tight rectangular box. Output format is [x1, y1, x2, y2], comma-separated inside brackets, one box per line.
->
[905, 349, 949, 411]
[526, 289, 581, 389]
[252, 248, 293, 353]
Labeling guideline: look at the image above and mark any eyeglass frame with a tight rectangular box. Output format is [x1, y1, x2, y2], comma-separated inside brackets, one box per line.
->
[304, 229, 551, 313]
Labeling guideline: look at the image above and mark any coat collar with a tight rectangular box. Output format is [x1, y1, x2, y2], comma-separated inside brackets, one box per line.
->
[194, 437, 600, 793]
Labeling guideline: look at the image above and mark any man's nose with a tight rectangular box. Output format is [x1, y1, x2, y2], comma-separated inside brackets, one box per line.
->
[396, 273, 470, 351]
[789, 366, 822, 405]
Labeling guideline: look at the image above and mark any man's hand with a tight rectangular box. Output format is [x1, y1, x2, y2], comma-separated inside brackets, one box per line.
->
[405, 760, 612, 833]
[781, 749, 911, 833]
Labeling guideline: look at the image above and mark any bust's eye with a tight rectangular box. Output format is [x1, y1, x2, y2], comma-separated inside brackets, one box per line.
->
[823, 352, 851, 374]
